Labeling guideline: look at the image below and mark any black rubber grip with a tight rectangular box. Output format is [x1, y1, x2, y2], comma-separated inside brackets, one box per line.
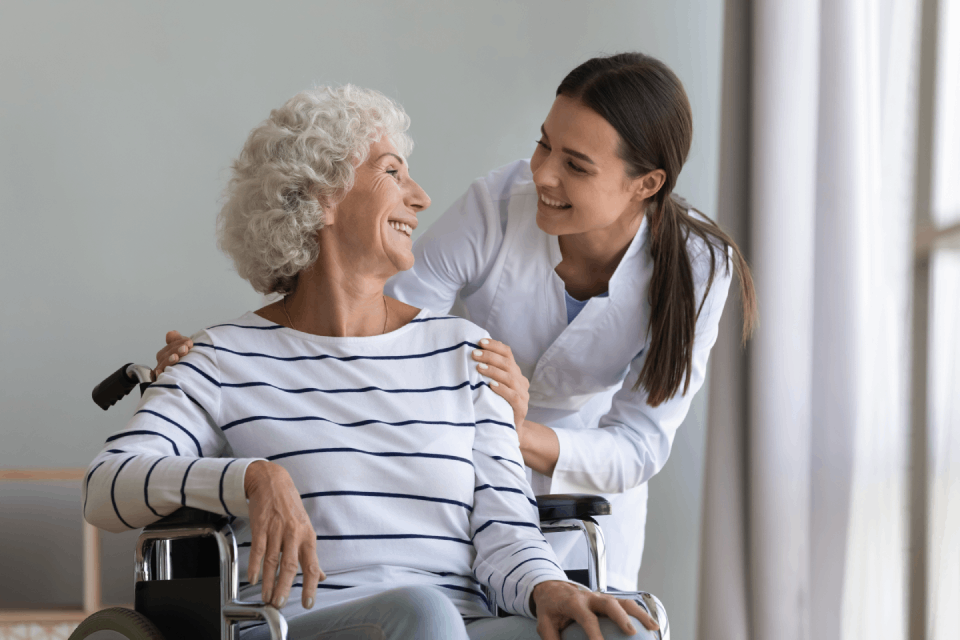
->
[92, 363, 139, 410]
[152, 507, 229, 529]
[536, 493, 612, 521]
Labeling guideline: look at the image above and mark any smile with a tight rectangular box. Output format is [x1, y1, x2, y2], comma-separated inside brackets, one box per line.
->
[389, 220, 413, 237]
[540, 194, 571, 209]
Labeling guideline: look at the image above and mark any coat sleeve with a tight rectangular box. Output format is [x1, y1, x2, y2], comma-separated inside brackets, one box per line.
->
[467, 333, 570, 617]
[384, 161, 521, 313]
[82, 330, 263, 533]
[551, 245, 734, 494]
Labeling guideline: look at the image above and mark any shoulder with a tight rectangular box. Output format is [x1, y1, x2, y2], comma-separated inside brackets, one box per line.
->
[476, 159, 533, 202]
[179, 312, 283, 369]
[202, 311, 282, 339]
[420, 160, 533, 239]
[408, 309, 491, 345]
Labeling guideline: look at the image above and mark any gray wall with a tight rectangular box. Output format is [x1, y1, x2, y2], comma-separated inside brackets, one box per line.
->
[0, 1, 723, 636]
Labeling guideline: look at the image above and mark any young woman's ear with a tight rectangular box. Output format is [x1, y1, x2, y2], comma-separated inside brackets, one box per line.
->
[631, 169, 666, 203]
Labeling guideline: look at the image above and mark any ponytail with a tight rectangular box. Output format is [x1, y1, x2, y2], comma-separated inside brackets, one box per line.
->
[636, 194, 756, 405]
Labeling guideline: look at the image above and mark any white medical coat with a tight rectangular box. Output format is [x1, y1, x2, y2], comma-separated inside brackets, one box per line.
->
[385, 159, 732, 589]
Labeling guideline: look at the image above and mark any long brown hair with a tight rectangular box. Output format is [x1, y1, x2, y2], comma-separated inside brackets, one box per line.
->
[558, 53, 757, 406]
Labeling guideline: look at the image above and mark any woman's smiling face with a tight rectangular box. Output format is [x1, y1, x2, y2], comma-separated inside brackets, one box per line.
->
[322, 135, 430, 277]
[530, 95, 654, 238]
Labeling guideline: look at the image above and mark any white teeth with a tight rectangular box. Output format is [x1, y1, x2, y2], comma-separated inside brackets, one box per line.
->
[540, 194, 570, 208]
[389, 221, 412, 236]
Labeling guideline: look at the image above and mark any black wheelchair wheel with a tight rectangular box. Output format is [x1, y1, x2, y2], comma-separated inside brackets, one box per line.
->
[69, 607, 165, 640]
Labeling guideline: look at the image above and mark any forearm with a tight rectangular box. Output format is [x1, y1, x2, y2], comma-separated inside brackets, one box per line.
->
[83, 450, 255, 532]
[519, 419, 560, 476]
[550, 421, 671, 494]
[471, 414, 566, 615]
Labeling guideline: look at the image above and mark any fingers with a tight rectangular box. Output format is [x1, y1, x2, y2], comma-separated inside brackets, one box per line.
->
[247, 524, 266, 587]
[476, 337, 512, 358]
[471, 338, 530, 428]
[472, 341, 521, 378]
[618, 598, 659, 631]
[536, 618, 562, 640]
[593, 597, 638, 636]
[299, 538, 324, 609]
[570, 607, 605, 640]
[474, 353, 516, 386]
[478, 362, 521, 399]
[259, 520, 284, 605]
[154, 333, 193, 377]
[270, 534, 301, 609]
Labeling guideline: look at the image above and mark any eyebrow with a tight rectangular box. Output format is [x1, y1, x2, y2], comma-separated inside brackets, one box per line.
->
[541, 125, 596, 165]
[375, 152, 405, 165]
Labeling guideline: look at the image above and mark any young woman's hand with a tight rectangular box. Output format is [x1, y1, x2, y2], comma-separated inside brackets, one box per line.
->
[243, 461, 324, 610]
[531, 581, 658, 640]
[471, 338, 530, 430]
[153, 330, 193, 380]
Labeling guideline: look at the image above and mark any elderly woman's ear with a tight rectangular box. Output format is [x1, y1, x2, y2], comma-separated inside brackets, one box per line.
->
[314, 191, 337, 227]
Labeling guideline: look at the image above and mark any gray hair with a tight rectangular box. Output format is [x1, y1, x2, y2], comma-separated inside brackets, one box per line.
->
[217, 85, 413, 294]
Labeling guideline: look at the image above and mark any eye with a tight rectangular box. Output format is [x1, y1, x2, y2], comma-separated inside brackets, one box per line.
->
[566, 161, 588, 174]
[535, 139, 550, 151]
[386, 168, 401, 181]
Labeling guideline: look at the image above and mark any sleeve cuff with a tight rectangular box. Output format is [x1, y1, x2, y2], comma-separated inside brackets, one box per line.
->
[221, 458, 265, 518]
[549, 427, 597, 494]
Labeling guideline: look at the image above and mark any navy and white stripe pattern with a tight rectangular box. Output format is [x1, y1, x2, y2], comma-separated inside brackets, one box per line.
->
[83, 309, 567, 618]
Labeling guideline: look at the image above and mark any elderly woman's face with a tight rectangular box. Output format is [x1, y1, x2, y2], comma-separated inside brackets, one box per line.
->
[323, 136, 430, 276]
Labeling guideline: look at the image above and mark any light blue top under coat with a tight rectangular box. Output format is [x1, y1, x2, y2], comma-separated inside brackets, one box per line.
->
[564, 289, 609, 324]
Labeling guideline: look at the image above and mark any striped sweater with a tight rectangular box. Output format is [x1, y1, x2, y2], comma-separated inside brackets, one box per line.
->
[83, 309, 568, 618]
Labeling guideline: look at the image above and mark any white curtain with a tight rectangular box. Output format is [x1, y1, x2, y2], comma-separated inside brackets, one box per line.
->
[698, 1, 921, 639]
[927, 2, 960, 637]
[927, 250, 960, 640]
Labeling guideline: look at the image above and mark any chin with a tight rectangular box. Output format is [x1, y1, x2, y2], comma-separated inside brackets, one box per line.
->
[390, 251, 415, 273]
[535, 209, 565, 236]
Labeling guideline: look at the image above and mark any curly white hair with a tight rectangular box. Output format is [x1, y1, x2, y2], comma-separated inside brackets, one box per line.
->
[217, 85, 413, 294]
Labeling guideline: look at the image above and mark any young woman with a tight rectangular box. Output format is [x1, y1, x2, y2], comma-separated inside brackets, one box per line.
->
[157, 53, 757, 592]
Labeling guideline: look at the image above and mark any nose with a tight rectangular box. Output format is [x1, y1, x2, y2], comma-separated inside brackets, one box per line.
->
[405, 177, 431, 213]
[531, 152, 560, 189]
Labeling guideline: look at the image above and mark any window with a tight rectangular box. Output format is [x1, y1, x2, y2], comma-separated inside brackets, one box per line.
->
[912, 1, 960, 638]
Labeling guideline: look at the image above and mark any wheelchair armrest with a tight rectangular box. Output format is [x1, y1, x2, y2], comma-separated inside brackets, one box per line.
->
[536, 493, 611, 521]
[148, 507, 230, 531]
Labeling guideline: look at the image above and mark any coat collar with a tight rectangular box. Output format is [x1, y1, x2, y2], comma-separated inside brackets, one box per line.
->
[545, 213, 650, 300]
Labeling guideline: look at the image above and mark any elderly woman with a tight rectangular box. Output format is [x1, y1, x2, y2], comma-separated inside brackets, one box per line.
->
[83, 86, 657, 640]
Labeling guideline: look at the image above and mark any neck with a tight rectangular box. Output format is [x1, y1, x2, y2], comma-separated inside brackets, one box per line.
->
[557, 207, 644, 274]
[281, 249, 391, 338]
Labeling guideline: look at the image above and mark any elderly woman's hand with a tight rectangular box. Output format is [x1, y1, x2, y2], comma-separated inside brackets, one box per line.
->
[531, 581, 658, 640]
[471, 338, 530, 430]
[244, 461, 324, 610]
[153, 330, 193, 380]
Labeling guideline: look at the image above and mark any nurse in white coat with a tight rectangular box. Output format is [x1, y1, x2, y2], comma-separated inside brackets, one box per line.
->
[157, 52, 756, 593]
[386, 53, 757, 591]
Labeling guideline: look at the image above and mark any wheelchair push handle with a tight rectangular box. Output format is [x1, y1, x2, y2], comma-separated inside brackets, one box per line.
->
[92, 363, 154, 410]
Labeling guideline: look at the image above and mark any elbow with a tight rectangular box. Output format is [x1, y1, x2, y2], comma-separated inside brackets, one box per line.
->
[81, 499, 128, 534]
[81, 465, 128, 534]
[614, 434, 672, 493]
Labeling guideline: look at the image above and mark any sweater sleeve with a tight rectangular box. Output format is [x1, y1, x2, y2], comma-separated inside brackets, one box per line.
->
[82, 330, 263, 533]
[552, 244, 734, 494]
[467, 335, 569, 617]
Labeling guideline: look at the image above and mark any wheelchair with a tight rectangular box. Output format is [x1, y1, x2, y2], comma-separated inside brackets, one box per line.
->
[71, 363, 670, 640]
